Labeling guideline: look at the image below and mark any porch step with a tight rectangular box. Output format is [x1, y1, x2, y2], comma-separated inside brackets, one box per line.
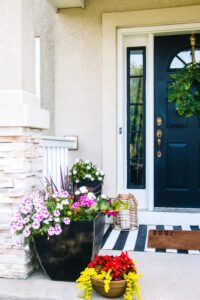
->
[0, 271, 105, 300]
[0, 271, 72, 300]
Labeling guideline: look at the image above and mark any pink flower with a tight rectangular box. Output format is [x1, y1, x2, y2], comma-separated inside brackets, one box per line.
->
[48, 227, 55, 236]
[23, 227, 31, 237]
[54, 224, 62, 235]
[72, 202, 81, 208]
[63, 218, 71, 225]
[32, 222, 40, 229]
[105, 211, 118, 217]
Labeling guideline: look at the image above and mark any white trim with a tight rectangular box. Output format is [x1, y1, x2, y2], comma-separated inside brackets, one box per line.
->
[117, 23, 200, 36]
[117, 22, 200, 210]
[0, 90, 49, 129]
[43, 135, 78, 150]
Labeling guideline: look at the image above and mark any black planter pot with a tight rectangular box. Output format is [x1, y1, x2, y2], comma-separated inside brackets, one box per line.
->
[34, 213, 105, 281]
[73, 180, 102, 196]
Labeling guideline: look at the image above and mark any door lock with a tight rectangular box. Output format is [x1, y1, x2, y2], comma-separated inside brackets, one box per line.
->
[156, 129, 162, 158]
[156, 117, 162, 126]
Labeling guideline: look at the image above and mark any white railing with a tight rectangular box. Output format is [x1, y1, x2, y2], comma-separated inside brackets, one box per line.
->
[42, 136, 78, 188]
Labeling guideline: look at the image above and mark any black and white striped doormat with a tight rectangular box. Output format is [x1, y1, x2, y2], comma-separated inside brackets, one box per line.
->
[101, 224, 200, 255]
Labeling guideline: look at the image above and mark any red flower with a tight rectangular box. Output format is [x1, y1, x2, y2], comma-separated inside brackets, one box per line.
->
[87, 252, 137, 280]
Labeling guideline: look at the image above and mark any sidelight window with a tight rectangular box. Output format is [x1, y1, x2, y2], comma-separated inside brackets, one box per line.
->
[127, 48, 146, 188]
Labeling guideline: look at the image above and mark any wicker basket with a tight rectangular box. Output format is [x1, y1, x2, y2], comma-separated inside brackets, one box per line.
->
[113, 194, 138, 231]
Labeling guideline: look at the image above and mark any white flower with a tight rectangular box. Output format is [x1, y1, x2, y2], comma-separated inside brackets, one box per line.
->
[101, 194, 107, 199]
[25, 245, 30, 251]
[85, 160, 90, 164]
[98, 177, 103, 181]
[75, 179, 79, 183]
[96, 171, 99, 176]
[100, 170, 104, 176]
[86, 166, 91, 170]
[87, 192, 96, 200]
[73, 170, 77, 175]
[54, 217, 60, 222]
[56, 203, 63, 209]
[75, 158, 80, 163]
[43, 219, 49, 224]
[79, 186, 88, 194]
[91, 177, 94, 181]
[62, 199, 69, 205]
[75, 190, 80, 195]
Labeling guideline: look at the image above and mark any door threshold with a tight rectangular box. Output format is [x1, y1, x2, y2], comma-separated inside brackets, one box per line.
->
[138, 209, 200, 226]
[154, 207, 200, 213]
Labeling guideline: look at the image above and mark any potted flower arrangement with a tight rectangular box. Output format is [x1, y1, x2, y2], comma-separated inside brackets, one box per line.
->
[69, 159, 105, 195]
[76, 251, 141, 300]
[11, 181, 127, 281]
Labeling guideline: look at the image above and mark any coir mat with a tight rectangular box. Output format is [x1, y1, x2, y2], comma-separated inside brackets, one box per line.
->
[148, 229, 200, 251]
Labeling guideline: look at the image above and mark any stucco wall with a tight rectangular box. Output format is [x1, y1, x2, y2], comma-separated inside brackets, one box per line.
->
[0, 0, 35, 92]
[54, 0, 200, 170]
[34, 0, 55, 134]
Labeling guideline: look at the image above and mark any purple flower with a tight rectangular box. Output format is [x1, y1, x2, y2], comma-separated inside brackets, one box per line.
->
[63, 218, 71, 225]
[53, 210, 60, 217]
[54, 224, 62, 235]
[48, 227, 55, 236]
[23, 227, 31, 237]
[15, 240, 21, 246]
[16, 222, 24, 231]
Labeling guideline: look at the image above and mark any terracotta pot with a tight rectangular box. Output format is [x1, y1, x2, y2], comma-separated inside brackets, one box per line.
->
[91, 278, 127, 298]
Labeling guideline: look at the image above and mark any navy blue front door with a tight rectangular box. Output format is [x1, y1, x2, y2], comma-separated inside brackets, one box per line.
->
[154, 34, 200, 208]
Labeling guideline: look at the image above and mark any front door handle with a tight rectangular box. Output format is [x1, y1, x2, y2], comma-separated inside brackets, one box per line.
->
[156, 129, 162, 158]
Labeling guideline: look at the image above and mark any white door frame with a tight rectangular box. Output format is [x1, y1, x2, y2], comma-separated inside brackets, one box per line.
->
[117, 23, 200, 210]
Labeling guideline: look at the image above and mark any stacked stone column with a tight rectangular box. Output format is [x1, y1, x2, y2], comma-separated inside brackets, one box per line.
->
[0, 128, 44, 278]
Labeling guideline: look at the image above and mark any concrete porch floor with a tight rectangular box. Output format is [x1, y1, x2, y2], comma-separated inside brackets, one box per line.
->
[0, 250, 200, 300]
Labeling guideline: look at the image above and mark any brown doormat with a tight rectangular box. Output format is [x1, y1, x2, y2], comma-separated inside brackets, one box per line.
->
[148, 230, 200, 250]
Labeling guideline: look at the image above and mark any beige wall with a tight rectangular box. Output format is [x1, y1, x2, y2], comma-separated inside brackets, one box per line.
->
[54, 0, 200, 171]
[34, 0, 55, 134]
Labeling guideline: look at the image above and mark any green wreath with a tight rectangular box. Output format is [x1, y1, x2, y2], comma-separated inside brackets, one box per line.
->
[168, 63, 200, 117]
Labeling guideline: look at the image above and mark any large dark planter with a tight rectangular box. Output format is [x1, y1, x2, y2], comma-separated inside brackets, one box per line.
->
[73, 180, 102, 196]
[34, 213, 105, 281]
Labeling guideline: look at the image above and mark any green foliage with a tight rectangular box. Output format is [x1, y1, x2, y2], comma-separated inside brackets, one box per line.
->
[168, 63, 200, 117]
[69, 159, 105, 183]
[97, 195, 129, 216]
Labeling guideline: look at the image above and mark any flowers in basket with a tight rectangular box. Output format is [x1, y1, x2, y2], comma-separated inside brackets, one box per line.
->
[76, 251, 141, 300]
[69, 159, 105, 183]
[11, 182, 127, 246]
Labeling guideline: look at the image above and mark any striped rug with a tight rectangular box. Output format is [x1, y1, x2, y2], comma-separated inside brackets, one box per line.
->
[101, 224, 200, 255]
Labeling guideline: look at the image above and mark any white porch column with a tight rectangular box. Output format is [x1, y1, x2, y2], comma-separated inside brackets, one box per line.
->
[0, 0, 49, 278]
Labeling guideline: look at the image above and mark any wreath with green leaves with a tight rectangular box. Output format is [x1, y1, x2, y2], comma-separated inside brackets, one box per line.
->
[168, 63, 200, 117]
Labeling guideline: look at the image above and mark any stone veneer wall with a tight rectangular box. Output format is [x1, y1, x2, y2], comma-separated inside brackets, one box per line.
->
[0, 127, 43, 278]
